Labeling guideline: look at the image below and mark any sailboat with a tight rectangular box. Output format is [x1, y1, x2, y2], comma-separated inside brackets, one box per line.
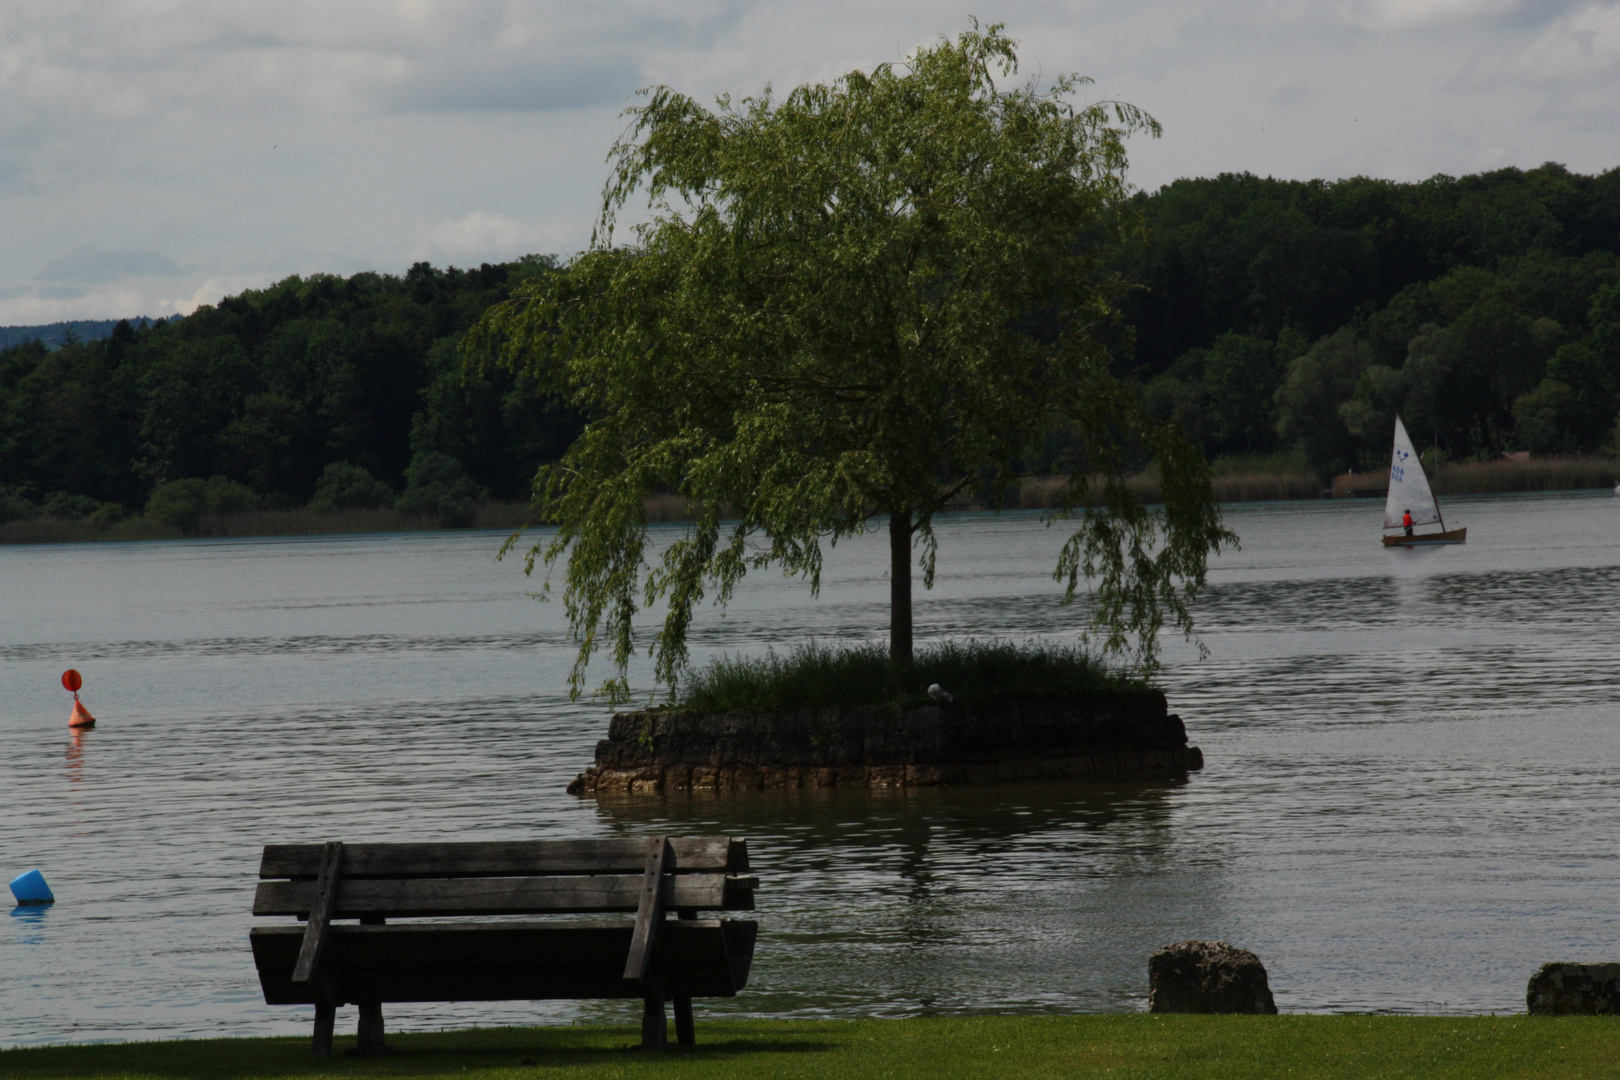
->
[1381, 416, 1466, 546]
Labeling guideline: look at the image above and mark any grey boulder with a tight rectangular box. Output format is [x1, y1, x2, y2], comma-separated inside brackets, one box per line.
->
[1527, 963, 1620, 1015]
[1148, 940, 1278, 1014]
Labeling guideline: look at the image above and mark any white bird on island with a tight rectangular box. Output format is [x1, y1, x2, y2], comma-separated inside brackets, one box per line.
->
[927, 683, 953, 703]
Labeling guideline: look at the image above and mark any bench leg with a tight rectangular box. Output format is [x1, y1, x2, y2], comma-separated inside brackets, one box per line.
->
[673, 996, 694, 1046]
[354, 1002, 387, 1055]
[639, 963, 668, 1052]
[640, 993, 667, 1050]
[312, 1004, 336, 1059]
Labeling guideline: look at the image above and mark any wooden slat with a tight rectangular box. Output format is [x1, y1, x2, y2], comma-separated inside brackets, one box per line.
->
[259, 837, 745, 879]
[249, 920, 758, 1005]
[252, 920, 739, 967]
[291, 841, 342, 984]
[254, 872, 734, 918]
[623, 837, 668, 982]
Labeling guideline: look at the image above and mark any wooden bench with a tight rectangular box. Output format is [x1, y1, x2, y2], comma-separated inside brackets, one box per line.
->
[249, 836, 757, 1056]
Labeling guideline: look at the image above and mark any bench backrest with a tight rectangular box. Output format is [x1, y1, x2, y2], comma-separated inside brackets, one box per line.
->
[253, 837, 754, 920]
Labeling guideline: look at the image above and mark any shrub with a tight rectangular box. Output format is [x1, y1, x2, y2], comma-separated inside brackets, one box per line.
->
[672, 639, 1147, 713]
[0, 487, 37, 524]
[39, 492, 110, 520]
[145, 476, 262, 533]
[394, 452, 485, 527]
[87, 502, 130, 528]
[308, 462, 393, 512]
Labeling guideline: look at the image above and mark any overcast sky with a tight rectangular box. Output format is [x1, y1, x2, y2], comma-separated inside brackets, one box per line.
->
[2, 0, 1617, 325]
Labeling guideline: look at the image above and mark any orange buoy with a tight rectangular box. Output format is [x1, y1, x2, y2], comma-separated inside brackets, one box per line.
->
[63, 668, 96, 728]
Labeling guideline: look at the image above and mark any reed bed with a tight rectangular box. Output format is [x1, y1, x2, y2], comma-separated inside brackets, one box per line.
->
[0, 517, 179, 544]
[8, 459, 1616, 546]
[642, 493, 704, 522]
[1333, 458, 1620, 499]
[0, 503, 536, 544]
[1433, 457, 1620, 495]
[1209, 472, 1321, 502]
[1331, 471, 1390, 498]
[1012, 472, 1318, 508]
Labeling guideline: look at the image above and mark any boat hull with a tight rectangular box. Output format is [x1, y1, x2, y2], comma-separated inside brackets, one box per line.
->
[1382, 528, 1467, 547]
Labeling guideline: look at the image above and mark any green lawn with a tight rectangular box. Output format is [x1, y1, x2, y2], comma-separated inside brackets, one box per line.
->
[2, 1015, 1616, 1080]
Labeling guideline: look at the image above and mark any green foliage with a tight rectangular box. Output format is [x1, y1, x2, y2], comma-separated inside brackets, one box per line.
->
[145, 476, 262, 533]
[410, 333, 579, 498]
[1338, 363, 1405, 448]
[674, 640, 1145, 712]
[1127, 165, 1620, 469]
[1127, 164, 1620, 377]
[394, 452, 486, 527]
[37, 491, 127, 524]
[473, 23, 1232, 701]
[0, 485, 37, 524]
[1142, 332, 1294, 456]
[0, 261, 580, 517]
[308, 462, 393, 512]
[1275, 329, 1376, 479]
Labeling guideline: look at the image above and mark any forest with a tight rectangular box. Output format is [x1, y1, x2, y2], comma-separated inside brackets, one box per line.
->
[1126, 162, 1620, 476]
[0, 257, 580, 530]
[1, 161, 1618, 532]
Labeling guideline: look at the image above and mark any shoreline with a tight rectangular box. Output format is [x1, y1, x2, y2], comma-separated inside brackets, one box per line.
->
[5, 461, 1617, 545]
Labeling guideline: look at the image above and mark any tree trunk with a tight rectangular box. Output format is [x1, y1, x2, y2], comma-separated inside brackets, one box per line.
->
[889, 510, 913, 665]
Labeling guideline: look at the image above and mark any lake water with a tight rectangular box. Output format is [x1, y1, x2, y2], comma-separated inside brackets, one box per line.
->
[3, 491, 1618, 1045]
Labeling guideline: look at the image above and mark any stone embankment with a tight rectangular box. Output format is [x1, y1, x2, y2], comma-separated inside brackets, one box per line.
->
[566, 692, 1203, 795]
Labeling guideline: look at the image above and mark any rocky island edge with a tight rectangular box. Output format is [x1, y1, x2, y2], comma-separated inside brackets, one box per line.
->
[567, 690, 1202, 795]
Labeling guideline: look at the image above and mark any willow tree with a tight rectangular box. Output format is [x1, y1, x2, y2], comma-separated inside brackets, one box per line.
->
[472, 23, 1232, 701]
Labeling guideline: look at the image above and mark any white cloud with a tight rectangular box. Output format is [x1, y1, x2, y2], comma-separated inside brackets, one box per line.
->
[0, 1, 1616, 324]
[36, 245, 183, 283]
[1349, 0, 1520, 32]
[156, 275, 266, 317]
[1515, 0, 1620, 79]
[414, 211, 559, 264]
[0, 284, 163, 325]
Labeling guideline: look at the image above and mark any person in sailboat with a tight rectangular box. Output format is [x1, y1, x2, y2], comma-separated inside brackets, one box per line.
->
[1403, 509, 1413, 537]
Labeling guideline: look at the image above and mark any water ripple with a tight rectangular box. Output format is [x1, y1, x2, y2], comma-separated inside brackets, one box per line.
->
[3, 492, 1620, 1043]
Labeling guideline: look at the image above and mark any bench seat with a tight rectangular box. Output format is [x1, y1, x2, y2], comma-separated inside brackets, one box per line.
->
[250, 919, 757, 1003]
[249, 836, 757, 1055]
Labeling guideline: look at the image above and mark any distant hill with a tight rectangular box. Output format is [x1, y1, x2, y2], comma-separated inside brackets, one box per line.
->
[0, 316, 181, 350]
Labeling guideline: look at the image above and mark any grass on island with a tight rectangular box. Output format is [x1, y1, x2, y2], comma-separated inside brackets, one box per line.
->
[3, 1015, 1617, 1080]
[671, 640, 1148, 713]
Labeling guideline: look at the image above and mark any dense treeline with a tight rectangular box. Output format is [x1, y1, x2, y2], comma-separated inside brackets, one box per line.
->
[0, 317, 173, 351]
[1127, 163, 1620, 477]
[0, 258, 581, 528]
[5, 163, 1619, 532]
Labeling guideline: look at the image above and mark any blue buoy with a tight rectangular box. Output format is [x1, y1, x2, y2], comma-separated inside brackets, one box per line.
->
[9, 870, 54, 905]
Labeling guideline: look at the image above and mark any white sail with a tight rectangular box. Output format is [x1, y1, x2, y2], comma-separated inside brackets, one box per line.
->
[1384, 415, 1441, 529]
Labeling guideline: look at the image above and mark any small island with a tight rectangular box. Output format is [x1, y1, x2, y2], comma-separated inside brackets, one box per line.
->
[566, 642, 1203, 795]
[568, 691, 1202, 795]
